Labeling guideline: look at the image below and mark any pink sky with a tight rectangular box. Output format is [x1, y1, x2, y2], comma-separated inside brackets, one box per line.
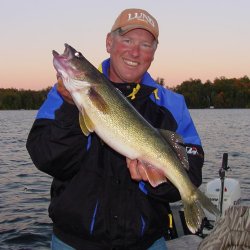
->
[1, 0, 249, 90]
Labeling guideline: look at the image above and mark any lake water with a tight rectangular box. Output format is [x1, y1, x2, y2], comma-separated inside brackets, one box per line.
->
[0, 109, 249, 250]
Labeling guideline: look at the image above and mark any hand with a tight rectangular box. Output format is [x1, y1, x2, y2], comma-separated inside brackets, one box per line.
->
[126, 158, 149, 182]
[56, 75, 75, 105]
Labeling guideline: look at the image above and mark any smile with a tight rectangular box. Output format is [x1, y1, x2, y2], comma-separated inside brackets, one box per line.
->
[123, 59, 139, 67]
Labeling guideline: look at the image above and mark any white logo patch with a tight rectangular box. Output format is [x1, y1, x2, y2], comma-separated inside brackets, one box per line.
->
[127, 12, 155, 28]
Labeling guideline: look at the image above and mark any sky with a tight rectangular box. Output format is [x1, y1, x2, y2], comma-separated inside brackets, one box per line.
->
[1, 0, 250, 90]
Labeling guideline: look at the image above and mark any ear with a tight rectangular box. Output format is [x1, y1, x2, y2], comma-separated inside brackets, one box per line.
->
[106, 33, 113, 53]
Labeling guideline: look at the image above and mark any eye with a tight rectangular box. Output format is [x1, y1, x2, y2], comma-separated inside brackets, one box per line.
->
[140, 42, 155, 50]
[142, 43, 151, 48]
[75, 51, 83, 58]
[122, 38, 131, 45]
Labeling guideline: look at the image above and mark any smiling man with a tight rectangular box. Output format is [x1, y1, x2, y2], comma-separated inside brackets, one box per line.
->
[27, 8, 205, 250]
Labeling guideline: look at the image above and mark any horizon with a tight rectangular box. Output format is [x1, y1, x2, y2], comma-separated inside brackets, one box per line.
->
[1, 74, 249, 92]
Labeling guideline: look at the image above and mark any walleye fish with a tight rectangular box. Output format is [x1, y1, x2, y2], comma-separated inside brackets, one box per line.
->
[52, 43, 219, 233]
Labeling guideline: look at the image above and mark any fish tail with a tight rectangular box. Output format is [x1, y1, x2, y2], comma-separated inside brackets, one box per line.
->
[182, 188, 220, 233]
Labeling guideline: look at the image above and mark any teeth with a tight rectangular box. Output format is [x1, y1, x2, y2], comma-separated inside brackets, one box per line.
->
[124, 59, 138, 66]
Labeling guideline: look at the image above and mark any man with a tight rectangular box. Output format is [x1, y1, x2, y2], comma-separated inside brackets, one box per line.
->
[27, 8, 204, 250]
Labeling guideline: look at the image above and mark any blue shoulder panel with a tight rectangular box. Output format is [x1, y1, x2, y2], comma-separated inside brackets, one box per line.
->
[36, 84, 63, 120]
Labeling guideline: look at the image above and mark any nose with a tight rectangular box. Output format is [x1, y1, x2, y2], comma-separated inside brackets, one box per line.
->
[129, 44, 140, 57]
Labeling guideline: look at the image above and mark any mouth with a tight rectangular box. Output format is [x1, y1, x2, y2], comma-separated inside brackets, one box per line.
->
[52, 44, 72, 79]
[52, 43, 74, 60]
[123, 58, 139, 67]
[52, 44, 84, 81]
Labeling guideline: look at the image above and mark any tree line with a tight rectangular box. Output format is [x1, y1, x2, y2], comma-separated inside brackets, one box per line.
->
[0, 87, 51, 110]
[0, 76, 249, 110]
[157, 76, 250, 109]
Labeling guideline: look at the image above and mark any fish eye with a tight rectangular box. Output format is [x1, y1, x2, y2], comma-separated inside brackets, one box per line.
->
[74, 52, 83, 58]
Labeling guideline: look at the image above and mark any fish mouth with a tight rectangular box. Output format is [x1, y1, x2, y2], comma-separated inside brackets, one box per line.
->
[52, 44, 83, 80]
[52, 44, 76, 75]
[52, 43, 75, 61]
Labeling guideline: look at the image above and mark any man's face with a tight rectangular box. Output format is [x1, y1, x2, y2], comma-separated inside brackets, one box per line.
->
[106, 28, 157, 83]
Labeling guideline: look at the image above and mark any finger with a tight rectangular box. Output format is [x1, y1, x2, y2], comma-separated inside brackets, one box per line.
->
[126, 158, 142, 181]
[137, 163, 149, 182]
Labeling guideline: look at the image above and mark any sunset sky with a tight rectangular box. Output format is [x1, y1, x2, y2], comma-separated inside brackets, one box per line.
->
[1, 0, 250, 90]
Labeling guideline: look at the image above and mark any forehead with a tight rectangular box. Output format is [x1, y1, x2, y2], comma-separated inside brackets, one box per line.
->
[120, 28, 155, 41]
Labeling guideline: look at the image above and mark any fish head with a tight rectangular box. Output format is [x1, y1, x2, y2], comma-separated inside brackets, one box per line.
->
[52, 43, 93, 91]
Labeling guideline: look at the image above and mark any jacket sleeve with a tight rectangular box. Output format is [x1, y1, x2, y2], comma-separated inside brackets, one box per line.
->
[141, 91, 204, 203]
[26, 85, 89, 181]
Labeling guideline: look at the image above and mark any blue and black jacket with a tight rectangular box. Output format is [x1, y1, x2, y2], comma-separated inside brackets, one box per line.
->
[26, 58, 204, 250]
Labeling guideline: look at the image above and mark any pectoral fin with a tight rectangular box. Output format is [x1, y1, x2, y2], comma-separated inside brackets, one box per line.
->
[159, 129, 189, 170]
[88, 87, 109, 113]
[79, 111, 95, 136]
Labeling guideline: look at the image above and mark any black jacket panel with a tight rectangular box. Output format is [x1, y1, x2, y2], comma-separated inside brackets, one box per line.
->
[26, 82, 204, 249]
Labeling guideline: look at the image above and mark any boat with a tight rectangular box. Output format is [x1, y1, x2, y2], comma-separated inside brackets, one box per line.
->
[165, 153, 249, 249]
